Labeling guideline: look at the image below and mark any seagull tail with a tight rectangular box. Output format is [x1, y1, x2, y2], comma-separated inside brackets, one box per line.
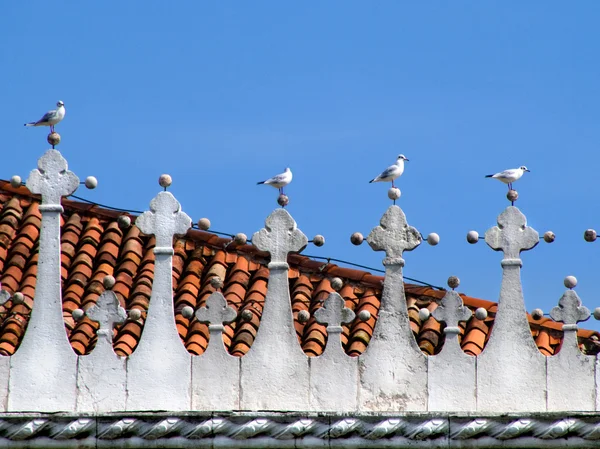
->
[369, 178, 376, 183]
[485, 174, 494, 178]
[24, 122, 36, 127]
[256, 181, 265, 185]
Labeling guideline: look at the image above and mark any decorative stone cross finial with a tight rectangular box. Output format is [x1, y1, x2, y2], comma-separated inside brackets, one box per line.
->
[367, 205, 421, 266]
[314, 292, 355, 328]
[252, 209, 307, 265]
[550, 291, 590, 328]
[87, 291, 127, 342]
[0, 289, 10, 306]
[196, 292, 237, 329]
[432, 291, 472, 332]
[136, 192, 192, 249]
[26, 150, 79, 205]
[485, 207, 538, 261]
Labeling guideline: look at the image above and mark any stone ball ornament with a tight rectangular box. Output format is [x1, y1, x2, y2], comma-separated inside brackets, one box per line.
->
[475, 307, 488, 320]
[543, 231, 555, 243]
[351, 232, 364, 246]
[181, 306, 194, 319]
[387, 187, 401, 201]
[466, 230, 479, 244]
[594, 307, 600, 321]
[584, 229, 597, 242]
[10, 175, 22, 188]
[129, 309, 142, 321]
[418, 308, 430, 322]
[277, 194, 289, 207]
[47, 132, 61, 146]
[103, 275, 116, 289]
[312, 235, 325, 247]
[12, 292, 24, 305]
[507, 189, 518, 203]
[72, 308, 85, 321]
[330, 277, 343, 291]
[84, 176, 98, 189]
[210, 276, 224, 289]
[158, 174, 172, 188]
[531, 308, 544, 320]
[198, 218, 211, 231]
[297, 310, 310, 323]
[447, 276, 460, 290]
[358, 310, 371, 321]
[426, 233, 440, 246]
[234, 233, 248, 245]
[564, 275, 578, 289]
[117, 215, 131, 229]
[241, 309, 253, 322]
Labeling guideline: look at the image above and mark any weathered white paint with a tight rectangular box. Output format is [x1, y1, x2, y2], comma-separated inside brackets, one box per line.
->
[310, 292, 357, 411]
[9, 150, 79, 412]
[359, 205, 427, 411]
[547, 290, 595, 411]
[77, 291, 127, 412]
[241, 209, 310, 410]
[192, 292, 240, 411]
[478, 206, 546, 412]
[0, 290, 10, 412]
[127, 191, 192, 411]
[429, 290, 476, 411]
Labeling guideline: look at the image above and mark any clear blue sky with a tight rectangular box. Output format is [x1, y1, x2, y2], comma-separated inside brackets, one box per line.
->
[2, 2, 600, 329]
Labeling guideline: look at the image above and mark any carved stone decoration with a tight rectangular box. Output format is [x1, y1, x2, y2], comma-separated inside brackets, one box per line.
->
[547, 290, 595, 411]
[359, 205, 427, 411]
[310, 292, 357, 411]
[429, 291, 476, 411]
[478, 206, 546, 412]
[241, 208, 310, 410]
[128, 191, 192, 411]
[77, 291, 127, 412]
[9, 150, 80, 412]
[192, 292, 240, 410]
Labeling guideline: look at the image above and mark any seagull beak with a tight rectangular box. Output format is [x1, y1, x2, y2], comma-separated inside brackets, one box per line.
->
[404, 158, 410, 162]
[526, 169, 531, 172]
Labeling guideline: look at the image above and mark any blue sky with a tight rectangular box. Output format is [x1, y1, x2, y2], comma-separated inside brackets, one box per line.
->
[2, 2, 600, 329]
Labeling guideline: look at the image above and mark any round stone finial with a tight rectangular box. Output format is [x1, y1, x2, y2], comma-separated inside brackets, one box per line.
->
[277, 194, 289, 207]
[10, 175, 22, 188]
[531, 308, 544, 320]
[198, 218, 211, 231]
[427, 233, 440, 246]
[47, 132, 61, 146]
[181, 306, 194, 319]
[564, 275, 578, 289]
[158, 174, 172, 188]
[358, 310, 371, 321]
[72, 308, 85, 321]
[466, 230, 479, 244]
[330, 277, 343, 291]
[388, 187, 401, 201]
[312, 235, 325, 247]
[418, 308, 430, 321]
[507, 189, 518, 202]
[475, 307, 488, 320]
[84, 176, 98, 189]
[12, 292, 24, 304]
[593, 307, 600, 320]
[234, 233, 248, 245]
[117, 215, 131, 229]
[103, 275, 116, 289]
[210, 276, 224, 289]
[584, 229, 597, 242]
[241, 309, 253, 322]
[447, 276, 460, 290]
[543, 231, 555, 243]
[129, 309, 142, 320]
[351, 232, 364, 246]
[297, 310, 310, 323]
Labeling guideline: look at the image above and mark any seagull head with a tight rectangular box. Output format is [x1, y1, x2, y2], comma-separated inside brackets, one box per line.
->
[397, 154, 409, 162]
[57, 101, 64, 107]
[520, 166, 530, 173]
[284, 167, 291, 172]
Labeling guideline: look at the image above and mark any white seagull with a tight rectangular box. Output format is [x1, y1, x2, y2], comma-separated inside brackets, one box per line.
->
[24, 101, 66, 133]
[485, 166, 530, 190]
[257, 167, 292, 194]
[369, 154, 409, 188]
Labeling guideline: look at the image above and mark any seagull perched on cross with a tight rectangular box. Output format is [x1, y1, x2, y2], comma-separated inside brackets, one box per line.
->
[485, 166, 530, 190]
[257, 167, 293, 194]
[369, 154, 409, 188]
[24, 101, 66, 133]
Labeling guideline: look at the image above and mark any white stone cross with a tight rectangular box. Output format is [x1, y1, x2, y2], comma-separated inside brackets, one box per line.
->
[87, 291, 127, 343]
[252, 208, 308, 264]
[485, 206, 539, 260]
[196, 292, 237, 329]
[550, 291, 590, 327]
[136, 191, 192, 249]
[314, 292, 355, 329]
[26, 150, 79, 205]
[432, 291, 472, 331]
[367, 205, 421, 266]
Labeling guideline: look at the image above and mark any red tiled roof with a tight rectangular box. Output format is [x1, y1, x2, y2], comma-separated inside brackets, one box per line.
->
[0, 180, 597, 358]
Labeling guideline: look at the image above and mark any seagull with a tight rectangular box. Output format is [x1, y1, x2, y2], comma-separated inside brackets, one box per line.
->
[369, 154, 409, 188]
[257, 167, 292, 194]
[24, 101, 66, 133]
[485, 166, 530, 190]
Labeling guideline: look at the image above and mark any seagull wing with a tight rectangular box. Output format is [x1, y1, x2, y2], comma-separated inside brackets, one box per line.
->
[37, 109, 57, 123]
[495, 169, 517, 179]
